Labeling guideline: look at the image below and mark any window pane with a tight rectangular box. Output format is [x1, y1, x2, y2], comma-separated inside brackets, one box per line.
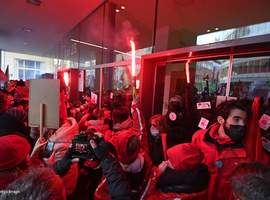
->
[230, 55, 270, 100]
[25, 70, 35, 79]
[25, 60, 35, 69]
[19, 69, 24, 80]
[261, 59, 268, 73]
[18, 60, 23, 68]
[36, 62, 41, 69]
[248, 61, 254, 74]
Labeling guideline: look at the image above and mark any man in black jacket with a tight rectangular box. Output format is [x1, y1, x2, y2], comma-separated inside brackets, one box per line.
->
[90, 139, 133, 200]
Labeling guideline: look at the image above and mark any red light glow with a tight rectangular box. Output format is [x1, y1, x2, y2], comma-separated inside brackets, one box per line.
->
[130, 40, 135, 77]
[185, 63, 190, 84]
[185, 52, 193, 84]
[64, 72, 69, 86]
[136, 80, 140, 89]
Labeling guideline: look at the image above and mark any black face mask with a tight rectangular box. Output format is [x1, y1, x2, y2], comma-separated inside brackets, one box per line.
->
[224, 124, 246, 142]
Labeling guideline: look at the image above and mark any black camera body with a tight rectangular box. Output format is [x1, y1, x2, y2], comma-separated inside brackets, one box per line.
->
[72, 129, 99, 161]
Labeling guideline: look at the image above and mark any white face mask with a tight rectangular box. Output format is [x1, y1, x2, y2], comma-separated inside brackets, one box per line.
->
[150, 129, 159, 137]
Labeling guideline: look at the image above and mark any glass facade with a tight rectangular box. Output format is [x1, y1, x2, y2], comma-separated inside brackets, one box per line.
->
[47, 1, 155, 69]
[2, 1, 270, 130]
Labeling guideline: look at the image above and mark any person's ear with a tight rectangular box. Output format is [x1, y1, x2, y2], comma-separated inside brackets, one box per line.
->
[217, 116, 225, 125]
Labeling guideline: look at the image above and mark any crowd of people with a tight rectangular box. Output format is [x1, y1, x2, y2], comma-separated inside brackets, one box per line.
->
[0, 79, 270, 200]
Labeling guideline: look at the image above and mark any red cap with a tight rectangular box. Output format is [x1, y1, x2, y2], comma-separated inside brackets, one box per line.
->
[167, 143, 204, 170]
[0, 135, 30, 171]
[115, 130, 140, 164]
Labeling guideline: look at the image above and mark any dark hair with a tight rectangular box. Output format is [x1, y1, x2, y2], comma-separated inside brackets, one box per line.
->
[92, 108, 105, 120]
[231, 173, 270, 200]
[127, 136, 141, 156]
[232, 161, 270, 176]
[230, 162, 270, 200]
[148, 114, 171, 134]
[1, 167, 65, 200]
[112, 107, 129, 123]
[0, 158, 28, 178]
[215, 100, 252, 120]
[72, 100, 82, 108]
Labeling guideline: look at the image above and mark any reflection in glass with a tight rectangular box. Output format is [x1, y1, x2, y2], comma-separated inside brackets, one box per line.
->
[102, 65, 140, 109]
[164, 58, 229, 113]
[230, 56, 270, 100]
[85, 68, 100, 106]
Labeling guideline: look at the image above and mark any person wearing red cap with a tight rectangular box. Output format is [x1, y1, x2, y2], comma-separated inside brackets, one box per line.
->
[0, 135, 31, 190]
[94, 130, 152, 200]
[0, 134, 79, 193]
[191, 100, 269, 200]
[157, 143, 209, 193]
[140, 143, 210, 200]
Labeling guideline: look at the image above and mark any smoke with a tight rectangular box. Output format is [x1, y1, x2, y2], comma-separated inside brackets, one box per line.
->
[83, 18, 139, 52]
[114, 20, 140, 51]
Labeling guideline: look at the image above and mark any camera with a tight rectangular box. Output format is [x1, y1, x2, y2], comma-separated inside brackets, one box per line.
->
[72, 128, 100, 161]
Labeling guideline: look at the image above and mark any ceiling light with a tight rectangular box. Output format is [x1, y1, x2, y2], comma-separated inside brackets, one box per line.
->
[215, 27, 219, 31]
[22, 42, 28, 45]
[23, 28, 32, 32]
[121, 5, 125, 9]
[207, 29, 211, 32]
[116, 9, 120, 12]
[71, 39, 141, 58]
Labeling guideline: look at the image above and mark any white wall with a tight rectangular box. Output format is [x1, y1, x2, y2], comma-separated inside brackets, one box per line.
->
[1, 51, 54, 80]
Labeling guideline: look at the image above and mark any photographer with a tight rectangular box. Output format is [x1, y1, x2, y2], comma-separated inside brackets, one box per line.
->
[89, 138, 133, 200]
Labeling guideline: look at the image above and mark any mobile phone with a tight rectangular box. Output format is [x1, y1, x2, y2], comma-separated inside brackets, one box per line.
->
[43, 142, 55, 158]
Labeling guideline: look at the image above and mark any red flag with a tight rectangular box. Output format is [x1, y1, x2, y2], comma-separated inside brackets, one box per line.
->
[237, 80, 244, 90]
[0, 68, 9, 84]
[160, 133, 168, 161]
[243, 97, 263, 162]
[59, 90, 67, 119]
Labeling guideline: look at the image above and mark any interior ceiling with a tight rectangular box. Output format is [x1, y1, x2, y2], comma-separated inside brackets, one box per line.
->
[0, 0, 269, 58]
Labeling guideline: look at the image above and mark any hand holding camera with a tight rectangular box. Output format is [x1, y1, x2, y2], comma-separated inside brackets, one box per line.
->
[72, 128, 100, 161]
[90, 139, 110, 162]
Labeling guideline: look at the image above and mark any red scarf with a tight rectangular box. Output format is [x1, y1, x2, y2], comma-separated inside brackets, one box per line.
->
[209, 123, 235, 145]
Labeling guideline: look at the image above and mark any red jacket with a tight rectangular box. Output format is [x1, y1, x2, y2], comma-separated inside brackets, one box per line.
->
[191, 123, 251, 200]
